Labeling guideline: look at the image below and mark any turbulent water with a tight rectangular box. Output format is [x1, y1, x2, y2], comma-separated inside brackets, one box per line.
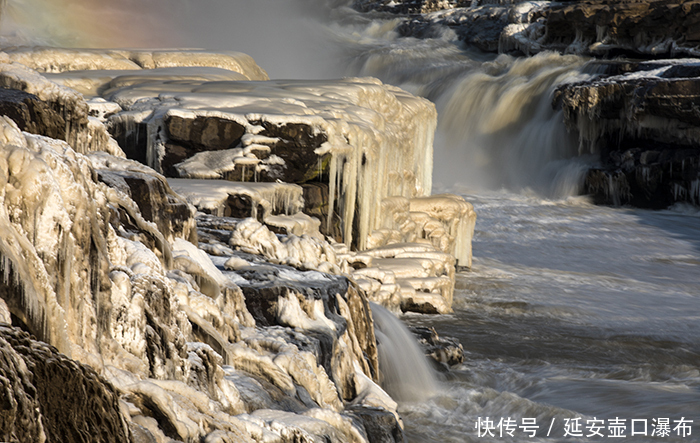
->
[401, 193, 700, 442]
[322, 5, 700, 443]
[2, 1, 700, 442]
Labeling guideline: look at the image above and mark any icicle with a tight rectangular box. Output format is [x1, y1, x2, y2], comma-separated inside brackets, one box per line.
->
[326, 154, 338, 235]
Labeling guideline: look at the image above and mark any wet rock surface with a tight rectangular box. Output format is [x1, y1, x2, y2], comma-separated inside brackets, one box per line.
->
[410, 326, 464, 369]
[347, 406, 406, 443]
[0, 325, 130, 443]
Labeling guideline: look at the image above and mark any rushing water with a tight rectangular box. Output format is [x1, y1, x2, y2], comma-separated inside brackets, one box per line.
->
[324, 5, 700, 443]
[401, 193, 700, 442]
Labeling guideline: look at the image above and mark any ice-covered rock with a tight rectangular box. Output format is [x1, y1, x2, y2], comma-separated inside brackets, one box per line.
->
[0, 325, 130, 443]
[354, 0, 470, 14]
[89, 73, 436, 251]
[0, 60, 124, 157]
[554, 59, 700, 207]
[0, 115, 409, 442]
[2, 47, 268, 80]
[168, 178, 319, 237]
[0, 46, 482, 442]
[0, 88, 66, 140]
[373, 0, 700, 59]
[91, 153, 198, 243]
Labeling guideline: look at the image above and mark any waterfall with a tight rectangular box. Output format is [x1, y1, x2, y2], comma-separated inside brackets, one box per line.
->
[434, 52, 593, 194]
[370, 302, 439, 402]
[328, 11, 598, 197]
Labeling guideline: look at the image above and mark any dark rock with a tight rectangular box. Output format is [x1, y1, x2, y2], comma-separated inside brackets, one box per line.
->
[0, 88, 66, 139]
[410, 326, 464, 368]
[250, 120, 329, 183]
[107, 116, 149, 165]
[0, 330, 44, 442]
[0, 71, 97, 154]
[394, 4, 511, 53]
[91, 153, 197, 243]
[302, 182, 343, 241]
[0, 325, 131, 443]
[554, 60, 700, 207]
[166, 114, 246, 151]
[447, 5, 510, 53]
[543, 0, 700, 58]
[162, 114, 246, 176]
[358, 0, 700, 59]
[354, 0, 468, 14]
[347, 405, 405, 443]
[196, 213, 245, 244]
[110, 109, 332, 184]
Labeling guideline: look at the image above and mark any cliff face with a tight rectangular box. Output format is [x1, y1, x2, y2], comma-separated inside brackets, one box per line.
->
[360, 0, 700, 208]
[554, 61, 700, 207]
[371, 0, 700, 59]
[0, 325, 130, 443]
[0, 48, 473, 442]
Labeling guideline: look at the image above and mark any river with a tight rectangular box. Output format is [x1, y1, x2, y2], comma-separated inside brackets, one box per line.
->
[325, 4, 700, 442]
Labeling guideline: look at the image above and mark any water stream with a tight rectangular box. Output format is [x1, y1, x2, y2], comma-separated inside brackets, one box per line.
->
[324, 5, 700, 442]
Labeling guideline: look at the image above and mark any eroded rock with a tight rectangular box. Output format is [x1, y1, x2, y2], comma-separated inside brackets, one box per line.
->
[0, 325, 130, 443]
[554, 60, 700, 207]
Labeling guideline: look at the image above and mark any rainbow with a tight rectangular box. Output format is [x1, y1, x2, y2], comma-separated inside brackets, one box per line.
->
[0, 0, 182, 48]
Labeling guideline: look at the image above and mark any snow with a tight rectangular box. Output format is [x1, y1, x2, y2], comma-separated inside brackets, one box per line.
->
[0, 45, 479, 442]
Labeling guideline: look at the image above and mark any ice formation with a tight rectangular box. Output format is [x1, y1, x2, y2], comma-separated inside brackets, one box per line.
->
[50, 63, 438, 248]
[0, 47, 477, 441]
[0, 112, 399, 442]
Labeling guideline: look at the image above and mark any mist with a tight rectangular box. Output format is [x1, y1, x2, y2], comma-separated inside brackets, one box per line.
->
[0, 0, 344, 79]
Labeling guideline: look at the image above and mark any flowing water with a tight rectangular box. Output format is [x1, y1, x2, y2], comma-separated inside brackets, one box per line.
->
[401, 192, 700, 442]
[323, 5, 700, 442]
[371, 302, 440, 402]
[3, 1, 700, 441]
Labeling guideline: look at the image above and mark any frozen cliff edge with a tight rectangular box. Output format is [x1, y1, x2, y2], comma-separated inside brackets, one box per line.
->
[553, 60, 700, 208]
[361, 1, 700, 59]
[0, 49, 475, 442]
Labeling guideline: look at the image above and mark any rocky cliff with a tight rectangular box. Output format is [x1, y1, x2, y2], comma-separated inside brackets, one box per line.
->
[360, 0, 700, 208]
[0, 48, 473, 442]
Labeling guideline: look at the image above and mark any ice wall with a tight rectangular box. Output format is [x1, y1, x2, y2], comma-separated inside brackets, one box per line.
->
[0, 116, 403, 441]
[84, 69, 437, 251]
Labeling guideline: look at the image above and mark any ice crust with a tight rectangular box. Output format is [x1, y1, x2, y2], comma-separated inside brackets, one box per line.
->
[2, 47, 269, 80]
[0, 47, 477, 441]
[0, 115, 395, 441]
[75, 72, 438, 252]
